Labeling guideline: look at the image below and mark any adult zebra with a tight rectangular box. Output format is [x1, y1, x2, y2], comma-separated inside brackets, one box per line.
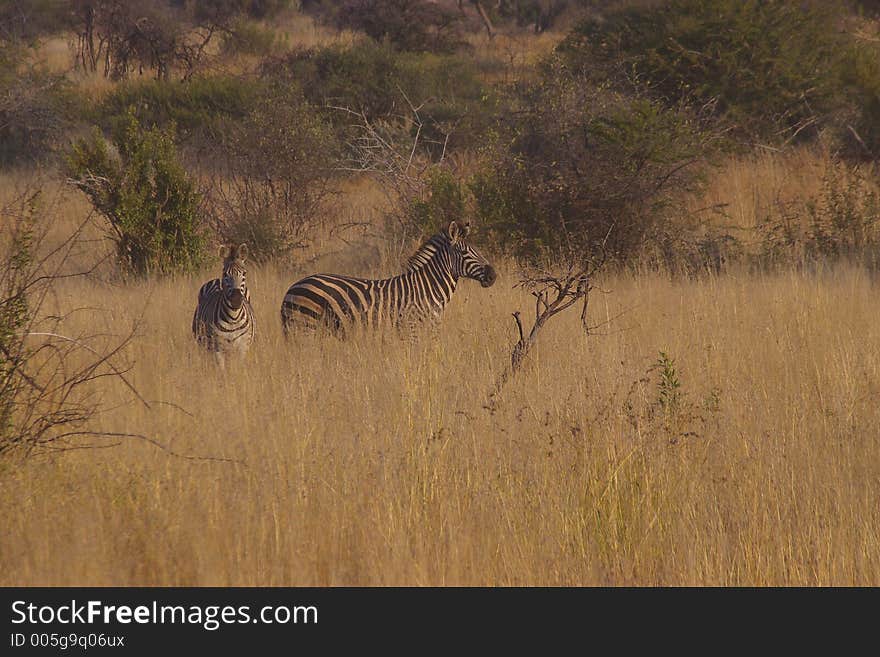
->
[281, 221, 496, 336]
[192, 244, 255, 361]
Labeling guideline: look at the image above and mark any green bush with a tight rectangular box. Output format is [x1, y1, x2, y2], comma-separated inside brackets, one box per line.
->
[67, 110, 205, 276]
[204, 87, 338, 261]
[556, 0, 849, 143]
[261, 40, 495, 154]
[220, 19, 284, 56]
[471, 77, 708, 263]
[758, 159, 880, 268]
[805, 164, 880, 263]
[1, 187, 145, 458]
[0, 0, 71, 44]
[334, 0, 466, 54]
[0, 196, 34, 447]
[403, 169, 468, 237]
[839, 43, 880, 158]
[96, 75, 265, 144]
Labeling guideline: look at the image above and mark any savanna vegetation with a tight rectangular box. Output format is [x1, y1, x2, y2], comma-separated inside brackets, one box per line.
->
[1, 0, 879, 586]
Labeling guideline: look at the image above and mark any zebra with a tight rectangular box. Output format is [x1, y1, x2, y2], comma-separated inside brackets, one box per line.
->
[280, 221, 496, 337]
[192, 243, 255, 360]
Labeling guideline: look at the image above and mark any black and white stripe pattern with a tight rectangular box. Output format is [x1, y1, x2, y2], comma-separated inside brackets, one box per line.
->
[281, 222, 496, 336]
[192, 244, 255, 357]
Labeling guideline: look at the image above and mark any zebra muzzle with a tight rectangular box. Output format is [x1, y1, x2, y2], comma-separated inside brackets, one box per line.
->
[481, 266, 497, 288]
[227, 289, 244, 308]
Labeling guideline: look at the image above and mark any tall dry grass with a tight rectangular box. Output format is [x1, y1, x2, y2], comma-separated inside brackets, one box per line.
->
[5, 2, 879, 587]
[1, 165, 879, 585]
[689, 146, 841, 234]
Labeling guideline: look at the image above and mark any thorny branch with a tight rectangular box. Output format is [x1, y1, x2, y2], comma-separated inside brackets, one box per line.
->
[331, 89, 452, 217]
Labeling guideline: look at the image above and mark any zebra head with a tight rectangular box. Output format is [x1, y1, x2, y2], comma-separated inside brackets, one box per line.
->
[221, 243, 249, 309]
[446, 221, 496, 288]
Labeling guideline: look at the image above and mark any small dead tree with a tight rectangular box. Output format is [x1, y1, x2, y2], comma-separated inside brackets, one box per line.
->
[490, 238, 609, 402]
[334, 89, 451, 195]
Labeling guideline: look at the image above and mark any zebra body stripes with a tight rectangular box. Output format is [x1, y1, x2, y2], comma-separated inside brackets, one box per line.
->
[281, 222, 496, 336]
[192, 244, 255, 359]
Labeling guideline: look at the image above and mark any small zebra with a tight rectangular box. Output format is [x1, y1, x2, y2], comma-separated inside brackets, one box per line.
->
[192, 244, 255, 360]
[281, 221, 496, 336]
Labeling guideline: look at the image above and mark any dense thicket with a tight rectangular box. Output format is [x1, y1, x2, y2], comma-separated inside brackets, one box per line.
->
[556, 0, 880, 149]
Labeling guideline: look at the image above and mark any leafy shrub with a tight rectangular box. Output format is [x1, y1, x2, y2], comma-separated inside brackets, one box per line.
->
[204, 87, 338, 261]
[335, 0, 465, 53]
[403, 169, 468, 237]
[805, 163, 880, 263]
[69, 0, 261, 80]
[471, 76, 708, 263]
[261, 40, 495, 153]
[1, 188, 138, 457]
[219, 0, 293, 19]
[96, 75, 265, 145]
[499, 0, 571, 33]
[67, 110, 205, 276]
[220, 19, 284, 56]
[0, 0, 71, 44]
[556, 0, 849, 142]
[839, 43, 880, 159]
[758, 158, 880, 268]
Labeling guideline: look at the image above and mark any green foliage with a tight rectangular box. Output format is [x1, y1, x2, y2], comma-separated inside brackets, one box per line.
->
[263, 41, 400, 118]
[205, 86, 338, 261]
[0, 0, 71, 44]
[557, 0, 850, 142]
[262, 40, 494, 154]
[240, 0, 293, 18]
[654, 351, 682, 415]
[471, 76, 707, 263]
[96, 75, 265, 144]
[404, 170, 467, 236]
[758, 159, 880, 268]
[839, 43, 880, 158]
[67, 111, 205, 276]
[1, 188, 142, 458]
[0, 195, 36, 444]
[805, 164, 880, 263]
[220, 19, 284, 56]
[334, 0, 465, 53]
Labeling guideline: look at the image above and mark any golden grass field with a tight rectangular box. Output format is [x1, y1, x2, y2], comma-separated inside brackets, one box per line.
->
[2, 13, 879, 585]
[1, 152, 879, 586]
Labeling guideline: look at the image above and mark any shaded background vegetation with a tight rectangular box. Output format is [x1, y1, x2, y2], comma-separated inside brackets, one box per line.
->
[5, 0, 880, 272]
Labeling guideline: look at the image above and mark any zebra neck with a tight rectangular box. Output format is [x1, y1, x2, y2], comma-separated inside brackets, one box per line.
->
[223, 289, 246, 312]
[398, 256, 457, 309]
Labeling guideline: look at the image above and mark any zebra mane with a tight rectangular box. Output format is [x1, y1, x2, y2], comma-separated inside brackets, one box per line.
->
[404, 233, 449, 272]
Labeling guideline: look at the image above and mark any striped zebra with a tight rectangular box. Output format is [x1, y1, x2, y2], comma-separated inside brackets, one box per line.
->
[281, 221, 496, 336]
[192, 244, 255, 360]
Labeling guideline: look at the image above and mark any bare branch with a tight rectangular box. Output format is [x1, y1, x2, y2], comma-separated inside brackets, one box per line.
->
[489, 246, 611, 404]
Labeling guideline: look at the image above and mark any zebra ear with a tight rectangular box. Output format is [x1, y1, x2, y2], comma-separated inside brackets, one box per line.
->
[447, 221, 460, 242]
[219, 244, 230, 260]
[237, 243, 248, 261]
